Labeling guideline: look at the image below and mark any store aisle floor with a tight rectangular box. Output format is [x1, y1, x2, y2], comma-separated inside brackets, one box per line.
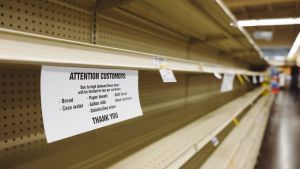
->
[255, 90, 300, 169]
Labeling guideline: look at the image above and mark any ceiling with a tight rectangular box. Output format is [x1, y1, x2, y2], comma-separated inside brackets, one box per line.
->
[224, 0, 300, 65]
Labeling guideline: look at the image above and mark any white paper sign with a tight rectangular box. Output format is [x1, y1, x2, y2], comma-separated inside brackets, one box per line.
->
[159, 68, 177, 83]
[210, 136, 219, 146]
[259, 75, 264, 83]
[153, 57, 166, 68]
[221, 73, 235, 92]
[41, 66, 143, 143]
[214, 72, 222, 79]
[252, 75, 257, 84]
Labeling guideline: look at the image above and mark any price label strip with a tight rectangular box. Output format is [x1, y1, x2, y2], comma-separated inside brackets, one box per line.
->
[153, 56, 167, 68]
[237, 74, 245, 84]
[233, 117, 240, 126]
[242, 75, 250, 82]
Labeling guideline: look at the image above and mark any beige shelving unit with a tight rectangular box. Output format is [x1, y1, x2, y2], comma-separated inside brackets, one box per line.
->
[200, 94, 274, 169]
[106, 87, 266, 169]
[0, 0, 270, 169]
[0, 28, 262, 75]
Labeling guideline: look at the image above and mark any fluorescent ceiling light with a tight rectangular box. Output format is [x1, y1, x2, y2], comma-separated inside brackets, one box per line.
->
[287, 32, 300, 60]
[237, 18, 300, 27]
[273, 56, 286, 61]
[267, 60, 285, 66]
[265, 55, 285, 61]
[252, 31, 273, 41]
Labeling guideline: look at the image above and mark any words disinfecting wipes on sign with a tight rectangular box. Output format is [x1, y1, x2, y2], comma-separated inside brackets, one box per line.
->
[41, 66, 143, 143]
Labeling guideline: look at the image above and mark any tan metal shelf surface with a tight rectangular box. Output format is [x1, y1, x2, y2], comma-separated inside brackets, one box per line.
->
[0, 28, 262, 76]
[237, 96, 274, 169]
[200, 93, 274, 169]
[104, 87, 266, 169]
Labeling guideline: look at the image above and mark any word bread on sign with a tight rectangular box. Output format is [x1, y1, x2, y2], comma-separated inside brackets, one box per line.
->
[41, 66, 143, 143]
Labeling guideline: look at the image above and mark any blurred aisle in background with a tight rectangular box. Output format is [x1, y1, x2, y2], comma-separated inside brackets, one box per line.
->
[256, 90, 300, 169]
